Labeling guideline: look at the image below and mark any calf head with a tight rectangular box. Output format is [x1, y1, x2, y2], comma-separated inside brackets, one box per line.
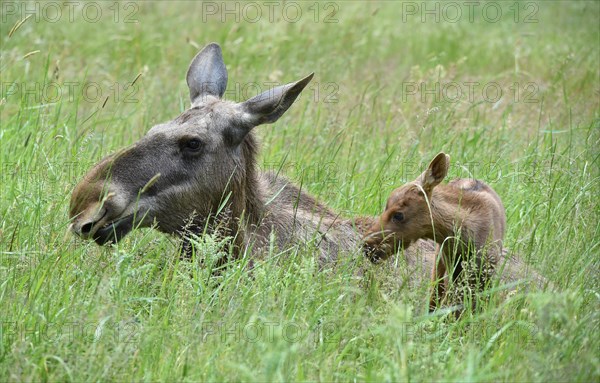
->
[363, 152, 450, 261]
[70, 43, 313, 245]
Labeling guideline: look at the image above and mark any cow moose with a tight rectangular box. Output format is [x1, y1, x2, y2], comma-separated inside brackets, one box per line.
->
[69, 43, 379, 264]
[69, 43, 545, 300]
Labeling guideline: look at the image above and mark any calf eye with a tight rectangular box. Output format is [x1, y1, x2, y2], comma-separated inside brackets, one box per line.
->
[392, 212, 404, 222]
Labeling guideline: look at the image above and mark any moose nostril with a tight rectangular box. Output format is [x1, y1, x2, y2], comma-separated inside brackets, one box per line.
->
[80, 222, 94, 235]
[362, 243, 377, 255]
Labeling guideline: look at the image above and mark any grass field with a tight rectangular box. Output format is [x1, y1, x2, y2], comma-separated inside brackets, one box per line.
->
[1, 1, 599, 381]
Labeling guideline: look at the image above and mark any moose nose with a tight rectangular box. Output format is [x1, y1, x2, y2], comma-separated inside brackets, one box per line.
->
[71, 219, 97, 238]
[362, 242, 385, 263]
[71, 207, 107, 238]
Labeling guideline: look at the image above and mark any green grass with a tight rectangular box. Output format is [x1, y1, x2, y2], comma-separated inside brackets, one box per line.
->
[1, 1, 599, 381]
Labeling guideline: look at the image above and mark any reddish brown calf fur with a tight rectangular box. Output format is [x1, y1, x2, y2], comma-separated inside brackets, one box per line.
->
[363, 152, 506, 312]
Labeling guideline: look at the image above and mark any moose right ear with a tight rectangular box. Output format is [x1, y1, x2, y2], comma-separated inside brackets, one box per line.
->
[240, 73, 314, 126]
[418, 152, 450, 194]
[186, 43, 228, 104]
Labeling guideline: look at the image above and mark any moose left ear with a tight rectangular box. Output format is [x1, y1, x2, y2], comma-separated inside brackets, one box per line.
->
[186, 43, 228, 104]
[241, 73, 314, 126]
[418, 152, 450, 193]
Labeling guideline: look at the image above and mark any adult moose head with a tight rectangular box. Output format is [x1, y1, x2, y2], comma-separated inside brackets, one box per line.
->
[69, 43, 359, 261]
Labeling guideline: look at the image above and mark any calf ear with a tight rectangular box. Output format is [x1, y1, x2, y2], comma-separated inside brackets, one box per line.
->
[186, 43, 228, 104]
[241, 73, 314, 126]
[418, 152, 450, 194]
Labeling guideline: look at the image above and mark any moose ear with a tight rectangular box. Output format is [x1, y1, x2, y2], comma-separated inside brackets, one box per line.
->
[186, 43, 228, 104]
[224, 73, 314, 146]
[417, 152, 450, 194]
[240, 73, 314, 126]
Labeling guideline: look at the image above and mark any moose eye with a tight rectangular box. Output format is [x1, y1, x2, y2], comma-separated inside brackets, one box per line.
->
[392, 212, 404, 223]
[184, 139, 203, 152]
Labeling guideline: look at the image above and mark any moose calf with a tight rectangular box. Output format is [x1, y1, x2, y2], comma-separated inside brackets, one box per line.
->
[363, 153, 506, 312]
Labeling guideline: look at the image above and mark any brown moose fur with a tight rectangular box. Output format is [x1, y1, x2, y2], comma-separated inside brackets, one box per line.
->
[363, 153, 534, 311]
